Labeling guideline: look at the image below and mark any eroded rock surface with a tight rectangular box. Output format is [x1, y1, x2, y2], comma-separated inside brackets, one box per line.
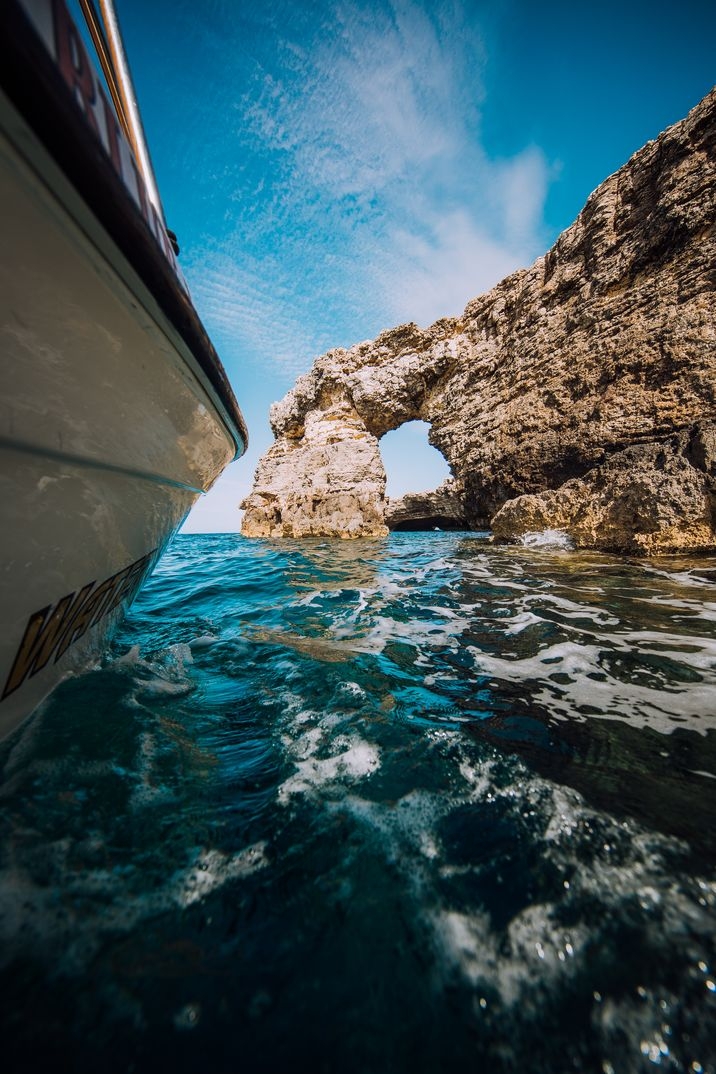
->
[242, 89, 716, 551]
[240, 399, 388, 538]
[491, 432, 716, 554]
[385, 480, 469, 532]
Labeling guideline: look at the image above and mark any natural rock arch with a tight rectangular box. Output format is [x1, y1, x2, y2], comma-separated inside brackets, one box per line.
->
[240, 322, 465, 538]
[241, 90, 716, 552]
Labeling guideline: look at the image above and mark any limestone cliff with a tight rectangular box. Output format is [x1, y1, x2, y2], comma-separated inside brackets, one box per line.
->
[241, 88, 716, 551]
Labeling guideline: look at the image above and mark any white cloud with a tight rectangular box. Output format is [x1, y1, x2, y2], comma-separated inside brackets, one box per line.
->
[497, 146, 553, 249]
[374, 209, 528, 326]
[184, 0, 553, 373]
[241, 0, 471, 198]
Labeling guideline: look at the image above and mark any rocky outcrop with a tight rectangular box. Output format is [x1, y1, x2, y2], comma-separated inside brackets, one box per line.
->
[241, 89, 716, 551]
[385, 479, 469, 531]
[240, 400, 388, 538]
[491, 432, 716, 554]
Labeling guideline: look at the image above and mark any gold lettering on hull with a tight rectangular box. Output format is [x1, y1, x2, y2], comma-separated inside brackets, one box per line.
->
[2, 549, 157, 700]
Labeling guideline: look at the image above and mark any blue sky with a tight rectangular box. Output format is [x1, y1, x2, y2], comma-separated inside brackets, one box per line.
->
[116, 0, 716, 531]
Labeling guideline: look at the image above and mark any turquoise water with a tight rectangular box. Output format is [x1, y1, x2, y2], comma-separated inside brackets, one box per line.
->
[1, 532, 716, 1073]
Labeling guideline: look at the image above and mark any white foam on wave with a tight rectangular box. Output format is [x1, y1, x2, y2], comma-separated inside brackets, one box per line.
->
[276, 689, 382, 803]
[643, 563, 716, 588]
[128, 731, 173, 809]
[175, 843, 268, 907]
[278, 739, 380, 803]
[354, 738, 716, 1039]
[338, 787, 450, 870]
[337, 739, 716, 1051]
[517, 529, 575, 551]
[431, 790, 716, 1021]
[634, 594, 716, 622]
[502, 610, 544, 635]
[466, 631, 716, 735]
[336, 765, 598, 1014]
[0, 839, 268, 974]
[113, 642, 197, 701]
[331, 680, 369, 709]
[363, 610, 474, 654]
[521, 590, 622, 627]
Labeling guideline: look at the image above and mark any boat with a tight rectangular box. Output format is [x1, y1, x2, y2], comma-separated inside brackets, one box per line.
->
[0, 0, 248, 740]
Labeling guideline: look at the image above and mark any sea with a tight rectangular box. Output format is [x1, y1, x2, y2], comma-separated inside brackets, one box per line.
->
[1, 531, 715, 1074]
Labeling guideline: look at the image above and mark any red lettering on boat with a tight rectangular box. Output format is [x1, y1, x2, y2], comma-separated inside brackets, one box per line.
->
[52, 0, 100, 142]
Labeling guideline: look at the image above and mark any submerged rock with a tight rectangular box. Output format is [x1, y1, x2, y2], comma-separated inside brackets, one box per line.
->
[242, 89, 716, 552]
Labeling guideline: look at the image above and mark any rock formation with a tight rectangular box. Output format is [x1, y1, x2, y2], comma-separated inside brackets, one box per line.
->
[240, 401, 388, 538]
[491, 433, 716, 554]
[241, 88, 716, 552]
[385, 480, 469, 532]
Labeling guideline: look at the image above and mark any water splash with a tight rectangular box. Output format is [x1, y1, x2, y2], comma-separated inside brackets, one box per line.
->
[517, 528, 575, 550]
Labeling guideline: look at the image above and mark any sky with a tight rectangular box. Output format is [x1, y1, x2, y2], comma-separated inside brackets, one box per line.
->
[114, 0, 716, 531]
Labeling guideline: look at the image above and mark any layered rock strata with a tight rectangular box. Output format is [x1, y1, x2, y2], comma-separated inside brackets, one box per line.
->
[241, 89, 716, 551]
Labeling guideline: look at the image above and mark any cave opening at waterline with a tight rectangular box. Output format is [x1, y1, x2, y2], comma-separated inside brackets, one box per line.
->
[380, 420, 465, 531]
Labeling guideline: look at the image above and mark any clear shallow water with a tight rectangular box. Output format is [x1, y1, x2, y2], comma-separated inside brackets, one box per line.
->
[1, 532, 716, 1074]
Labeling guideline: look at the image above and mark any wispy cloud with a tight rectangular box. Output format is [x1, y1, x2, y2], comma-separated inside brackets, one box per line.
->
[186, 249, 338, 377]
[182, 0, 552, 374]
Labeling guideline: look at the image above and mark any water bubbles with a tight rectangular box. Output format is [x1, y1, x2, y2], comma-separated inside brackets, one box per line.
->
[173, 1002, 201, 1030]
[640, 1037, 670, 1063]
[706, 979, 716, 992]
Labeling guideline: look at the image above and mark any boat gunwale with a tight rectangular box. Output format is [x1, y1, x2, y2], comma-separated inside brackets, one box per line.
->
[1, 0, 248, 459]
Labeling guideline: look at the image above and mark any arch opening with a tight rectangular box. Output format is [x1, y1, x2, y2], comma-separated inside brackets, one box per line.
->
[379, 420, 450, 499]
[379, 421, 467, 531]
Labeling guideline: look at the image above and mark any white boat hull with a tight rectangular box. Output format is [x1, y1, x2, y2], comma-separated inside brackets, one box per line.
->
[0, 80, 242, 739]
